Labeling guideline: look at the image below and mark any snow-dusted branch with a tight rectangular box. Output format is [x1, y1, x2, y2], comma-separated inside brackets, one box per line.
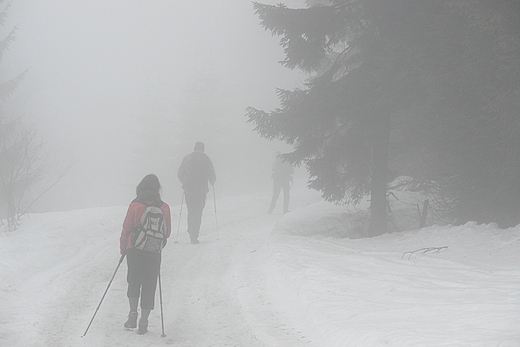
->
[402, 246, 448, 260]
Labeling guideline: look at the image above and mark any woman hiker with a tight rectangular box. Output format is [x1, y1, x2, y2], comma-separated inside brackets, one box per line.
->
[119, 174, 171, 334]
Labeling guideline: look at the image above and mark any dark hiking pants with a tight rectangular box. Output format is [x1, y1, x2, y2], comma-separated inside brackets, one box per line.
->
[126, 248, 161, 310]
[184, 190, 207, 241]
[269, 179, 290, 213]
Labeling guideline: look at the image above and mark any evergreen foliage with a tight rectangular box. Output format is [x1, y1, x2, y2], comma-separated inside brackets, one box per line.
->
[247, 0, 520, 233]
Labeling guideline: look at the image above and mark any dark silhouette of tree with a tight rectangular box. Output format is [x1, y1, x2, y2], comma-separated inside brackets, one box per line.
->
[388, 0, 520, 227]
[247, 0, 520, 235]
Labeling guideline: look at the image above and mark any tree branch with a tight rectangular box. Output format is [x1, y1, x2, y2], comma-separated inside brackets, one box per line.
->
[402, 246, 448, 260]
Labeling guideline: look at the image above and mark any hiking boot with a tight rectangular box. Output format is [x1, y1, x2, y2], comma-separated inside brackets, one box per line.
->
[137, 318, 148, 335]
[124, 311, 138, 329]
[191, 239, 200, 244]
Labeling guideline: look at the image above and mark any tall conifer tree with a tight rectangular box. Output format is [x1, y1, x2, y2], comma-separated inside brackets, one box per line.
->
[247, 0, 520, 233]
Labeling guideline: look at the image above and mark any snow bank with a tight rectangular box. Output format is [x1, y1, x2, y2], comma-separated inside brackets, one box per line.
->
[262, 203, 520, 346]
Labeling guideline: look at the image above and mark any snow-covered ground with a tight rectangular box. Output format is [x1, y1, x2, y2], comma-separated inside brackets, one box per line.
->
[1, 182, 519, 346]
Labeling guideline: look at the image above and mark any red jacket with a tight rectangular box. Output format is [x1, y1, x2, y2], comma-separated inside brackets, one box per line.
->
[120, 200, 172, 254]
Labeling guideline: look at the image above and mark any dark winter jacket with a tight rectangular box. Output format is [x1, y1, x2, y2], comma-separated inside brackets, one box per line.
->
[177, 150, 216, 193]
[272, 157, 294, 183]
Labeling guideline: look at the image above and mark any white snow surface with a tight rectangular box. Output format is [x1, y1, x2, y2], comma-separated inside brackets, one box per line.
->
[1, 184, 519, 346]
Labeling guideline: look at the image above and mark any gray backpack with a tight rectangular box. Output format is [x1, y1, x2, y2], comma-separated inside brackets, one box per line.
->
[131, 200, 166, 253]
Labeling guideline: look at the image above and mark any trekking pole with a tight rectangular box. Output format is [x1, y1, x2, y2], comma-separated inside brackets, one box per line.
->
[81, 253, 126, 338]
[212, 184, 219, 239]
[158, 270, 166, 338]
[174, 193, 184, 243]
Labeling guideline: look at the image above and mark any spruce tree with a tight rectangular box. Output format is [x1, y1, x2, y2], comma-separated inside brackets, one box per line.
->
[247, 0, 520, 233]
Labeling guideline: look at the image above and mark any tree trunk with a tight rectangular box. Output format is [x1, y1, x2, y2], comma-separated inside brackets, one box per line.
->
[368, 114, 391, 237]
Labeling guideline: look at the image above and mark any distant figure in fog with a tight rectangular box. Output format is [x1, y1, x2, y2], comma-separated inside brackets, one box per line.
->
[268, 151, 294, 214]
[177, 142, 216, 244]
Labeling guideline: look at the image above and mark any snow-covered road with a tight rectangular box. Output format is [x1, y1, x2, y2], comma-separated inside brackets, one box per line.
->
[1, 189, 322, 347]
[1, 185, 519, 346]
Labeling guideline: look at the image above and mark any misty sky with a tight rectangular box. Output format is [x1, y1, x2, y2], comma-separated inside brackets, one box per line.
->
[7, 0, 307, 211]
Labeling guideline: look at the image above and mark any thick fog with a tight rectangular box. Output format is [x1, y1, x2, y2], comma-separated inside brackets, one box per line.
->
[9, 0, 306, 212]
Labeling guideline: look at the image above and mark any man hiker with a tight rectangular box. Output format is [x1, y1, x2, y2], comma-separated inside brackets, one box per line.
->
[177, 141, 216, 244]
[268, 151, 294, 214]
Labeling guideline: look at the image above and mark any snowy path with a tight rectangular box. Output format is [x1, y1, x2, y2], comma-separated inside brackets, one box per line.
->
[1, 186, 519, 346]
[1, 191, 320, 347]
